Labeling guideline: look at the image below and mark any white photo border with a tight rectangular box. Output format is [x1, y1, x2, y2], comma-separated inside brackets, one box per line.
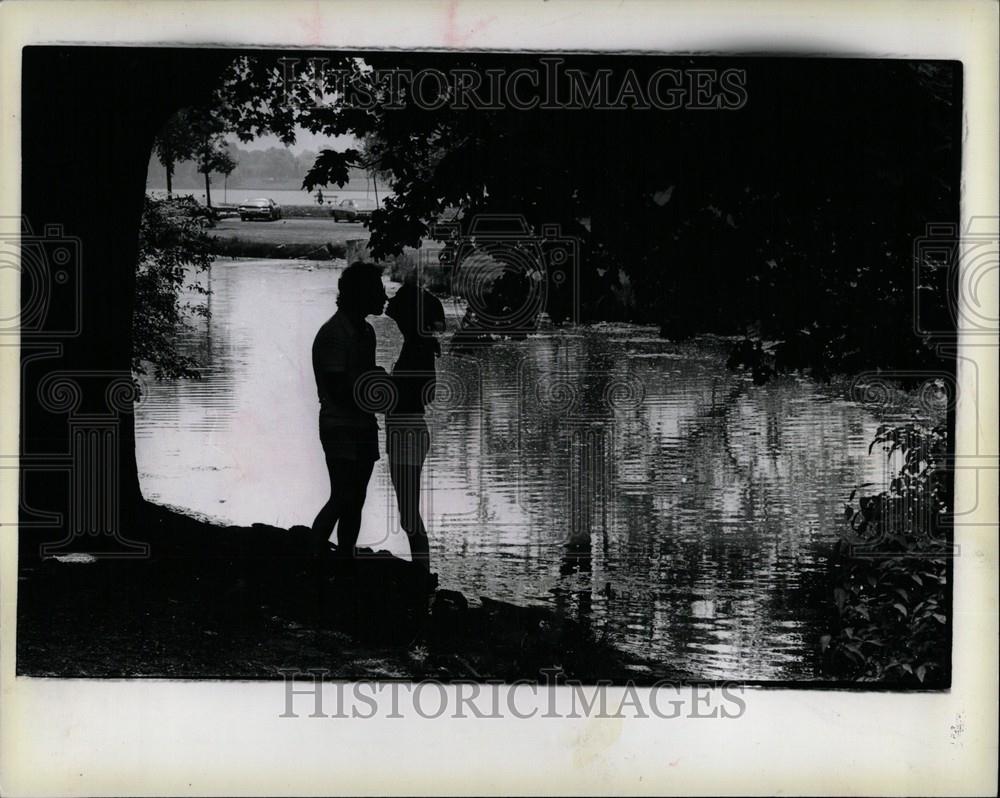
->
[1, 1, 996, 795]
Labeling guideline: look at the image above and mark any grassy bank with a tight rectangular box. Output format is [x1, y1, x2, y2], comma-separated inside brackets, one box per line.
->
[207, 218, 455, 294]
[210, 238, 347, 260]
[208, 217, 365, 260]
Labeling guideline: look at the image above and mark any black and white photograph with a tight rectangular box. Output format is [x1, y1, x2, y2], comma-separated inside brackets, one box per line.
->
[1, 1, 996, 795]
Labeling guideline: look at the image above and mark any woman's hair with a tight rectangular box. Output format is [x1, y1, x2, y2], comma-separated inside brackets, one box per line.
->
[336, 261, 384, 311]
[386, 282, 445, 339]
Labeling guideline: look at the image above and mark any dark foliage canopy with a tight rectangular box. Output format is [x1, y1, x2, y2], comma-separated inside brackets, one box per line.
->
[167, 54, 961, 375]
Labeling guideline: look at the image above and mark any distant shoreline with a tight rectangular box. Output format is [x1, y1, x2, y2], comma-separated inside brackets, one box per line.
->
[146, 182, 390, 194]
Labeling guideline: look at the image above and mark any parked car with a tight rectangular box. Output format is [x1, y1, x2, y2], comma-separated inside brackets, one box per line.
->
[239, 197, 282, 221]
[331, 197, 379, 222]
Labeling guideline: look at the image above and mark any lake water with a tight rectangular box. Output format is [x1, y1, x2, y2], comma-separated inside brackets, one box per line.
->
[135, 259, 911, 680]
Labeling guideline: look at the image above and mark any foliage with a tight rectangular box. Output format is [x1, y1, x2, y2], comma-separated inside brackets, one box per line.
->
[821, 424, 951, 685]
[195, 139, 236, 181]
[303, 148, 363, 193]
[133, 196, 215, 381]
[189, 110, 236, 209]
[152, 107, 236, 207]
[152, 110, 197, 195]
[384, 249, 452, 295]
[288, 56, 958, 374]
[152, 54, 959, 375]
[149, 144, 382, 193]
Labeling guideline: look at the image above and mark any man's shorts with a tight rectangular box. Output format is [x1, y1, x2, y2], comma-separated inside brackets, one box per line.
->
[319, 418, 380, 462]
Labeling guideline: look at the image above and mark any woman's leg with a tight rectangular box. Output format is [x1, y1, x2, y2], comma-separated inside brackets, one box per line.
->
[393, 462, 429, 569]
[388, 423, 430, 571]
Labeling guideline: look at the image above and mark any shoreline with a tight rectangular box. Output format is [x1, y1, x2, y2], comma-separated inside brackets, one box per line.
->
[207, 216, 365, 259]
[17, 502, 688, 683]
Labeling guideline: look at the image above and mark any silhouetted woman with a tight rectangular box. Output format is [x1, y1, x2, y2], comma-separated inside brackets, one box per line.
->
[384, 279, 446, 573]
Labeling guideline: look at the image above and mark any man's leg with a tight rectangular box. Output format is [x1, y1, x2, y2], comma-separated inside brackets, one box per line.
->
[310, 455, 342, 553]
[309, 451, 345, 624]
[329, 457, 376, 560]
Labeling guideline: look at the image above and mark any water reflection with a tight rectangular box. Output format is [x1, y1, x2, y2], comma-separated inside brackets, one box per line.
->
[136, 260, 903, 680]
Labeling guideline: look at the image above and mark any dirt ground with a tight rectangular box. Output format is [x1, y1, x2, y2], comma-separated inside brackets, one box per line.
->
[16, 503, 686, 683]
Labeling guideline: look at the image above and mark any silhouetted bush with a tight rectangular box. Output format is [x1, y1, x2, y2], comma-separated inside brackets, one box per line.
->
[822, 424, 950, 685]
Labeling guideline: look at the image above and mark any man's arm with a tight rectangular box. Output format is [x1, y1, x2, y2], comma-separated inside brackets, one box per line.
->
[321, 367, 385, 411]
[316, 324, 387, 412]
[316, 325, 360, 410]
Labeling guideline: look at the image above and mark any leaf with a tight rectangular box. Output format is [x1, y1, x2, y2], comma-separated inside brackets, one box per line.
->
[893, 603, 908, 617]
[932, 613, 946, 624]
[819, 634, 832, 652]
[916, 665, 926, 683]
[302, 148, 363, 191]
[842, 643, 864, 661]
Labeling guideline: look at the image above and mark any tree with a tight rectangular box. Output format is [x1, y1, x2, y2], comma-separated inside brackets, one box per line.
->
[189, 111, 236, 209]
[152, 110, 196, 196]
[293, 55, 958, 375]
[133, 59, 286, 388]
[197, 144, 235, 209]
[153, 104, 239, 207]
[152, 53, 960, 375]
[133, 195, 215, 381]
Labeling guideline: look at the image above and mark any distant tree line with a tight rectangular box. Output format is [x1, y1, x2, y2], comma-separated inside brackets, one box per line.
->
[148, 142, 313, 192]
[147, 140, 378, 197]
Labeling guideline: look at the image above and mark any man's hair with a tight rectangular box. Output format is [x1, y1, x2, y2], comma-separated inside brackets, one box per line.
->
[336, 261, 383, 311]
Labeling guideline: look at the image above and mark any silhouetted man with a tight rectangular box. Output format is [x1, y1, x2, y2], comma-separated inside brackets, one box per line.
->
[310, 262, 387, 568]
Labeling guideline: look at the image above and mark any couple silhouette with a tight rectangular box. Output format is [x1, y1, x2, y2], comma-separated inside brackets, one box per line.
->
[309, 261, 445, 582]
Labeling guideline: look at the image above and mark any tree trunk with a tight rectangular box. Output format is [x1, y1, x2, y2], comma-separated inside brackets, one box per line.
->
[20, 47, 230, 562]
[203, 169, 212, 208]
[166, 161, 173, 195]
